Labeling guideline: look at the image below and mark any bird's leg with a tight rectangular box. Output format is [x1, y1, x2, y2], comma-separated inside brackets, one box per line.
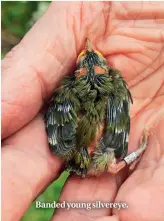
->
[108, 131, 149, 174]
[129, 132, 149, 171]
[108, 160, 126, 174]
[124, 130, 149, 166]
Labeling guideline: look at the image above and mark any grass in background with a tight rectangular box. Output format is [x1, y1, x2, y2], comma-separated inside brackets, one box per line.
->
[22, 172, 69, 221]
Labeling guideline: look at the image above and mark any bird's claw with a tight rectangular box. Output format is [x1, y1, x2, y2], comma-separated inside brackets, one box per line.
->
[124, 130, 149, 166]
[108, 161, 126, 174]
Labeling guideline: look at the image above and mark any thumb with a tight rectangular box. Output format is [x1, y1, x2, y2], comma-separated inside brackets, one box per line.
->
[2, 1, 82, 139]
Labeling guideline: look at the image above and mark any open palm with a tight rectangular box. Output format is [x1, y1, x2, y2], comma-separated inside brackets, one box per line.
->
[2, 2, 164, 221]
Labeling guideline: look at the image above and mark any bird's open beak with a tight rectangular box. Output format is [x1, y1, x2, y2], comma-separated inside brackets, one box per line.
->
[76, 39, 94, 64]
[85, 39, 94, 52]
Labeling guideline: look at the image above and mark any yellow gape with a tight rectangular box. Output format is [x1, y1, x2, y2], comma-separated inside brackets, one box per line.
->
[77, 49, 103, 62]
[77, 50, 85, 61]
[95, 50, 103, 57]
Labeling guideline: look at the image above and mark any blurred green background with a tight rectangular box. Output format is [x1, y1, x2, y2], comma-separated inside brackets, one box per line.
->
[2, 1, 70, 221]
[2, 1, 49, 56]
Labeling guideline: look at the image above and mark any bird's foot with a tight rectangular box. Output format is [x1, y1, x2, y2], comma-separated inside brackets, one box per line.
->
[108, 161, 126, 174]
[108, 131, 149, 174]
[124, 130, 149, 166]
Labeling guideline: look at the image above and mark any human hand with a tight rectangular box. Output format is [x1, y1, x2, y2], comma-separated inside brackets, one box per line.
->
[2, 2, 164, 221]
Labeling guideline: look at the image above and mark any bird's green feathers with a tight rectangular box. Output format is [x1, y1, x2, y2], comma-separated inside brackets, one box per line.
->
[45, 75, 80, 159]
[45, 53, 132, 177]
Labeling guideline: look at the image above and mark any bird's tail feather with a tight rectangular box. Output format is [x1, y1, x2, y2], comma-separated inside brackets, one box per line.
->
[66, 147, 90, 178]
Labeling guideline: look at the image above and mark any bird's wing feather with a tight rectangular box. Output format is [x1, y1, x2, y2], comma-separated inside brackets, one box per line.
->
[45, 76, 79, 159]
[104, 95, 130, 158]
[100, 69, 132, 159]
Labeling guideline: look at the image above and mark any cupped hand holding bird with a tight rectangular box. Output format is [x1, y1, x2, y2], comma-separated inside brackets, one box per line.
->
[2, 2, 164, 221]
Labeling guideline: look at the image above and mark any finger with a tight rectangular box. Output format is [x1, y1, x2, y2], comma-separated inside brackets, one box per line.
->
[2, 1, 84, 139]
[2, 115, 63, 221]
[113, 117, 164, 221]
[51, 174, 118, 221]
[116, 2, 164, 20]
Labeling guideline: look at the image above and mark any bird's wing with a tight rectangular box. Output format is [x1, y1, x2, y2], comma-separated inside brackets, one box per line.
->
[100, 69, 132, 159]
[45, 76, 79, 159]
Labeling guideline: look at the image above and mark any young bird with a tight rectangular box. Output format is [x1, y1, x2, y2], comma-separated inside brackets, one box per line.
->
[45, 40, 148, 177]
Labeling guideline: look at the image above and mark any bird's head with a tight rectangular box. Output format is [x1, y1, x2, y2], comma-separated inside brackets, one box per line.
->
[76, 39, 107, 69]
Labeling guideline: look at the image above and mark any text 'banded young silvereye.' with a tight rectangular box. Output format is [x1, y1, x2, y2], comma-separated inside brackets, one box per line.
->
[45, 40, 149, 178]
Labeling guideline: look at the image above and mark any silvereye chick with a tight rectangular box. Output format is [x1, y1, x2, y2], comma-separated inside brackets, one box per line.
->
[45, 40, 148, 178]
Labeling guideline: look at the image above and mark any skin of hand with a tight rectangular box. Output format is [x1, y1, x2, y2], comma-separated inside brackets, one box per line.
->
[2, 2, 164, 221]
